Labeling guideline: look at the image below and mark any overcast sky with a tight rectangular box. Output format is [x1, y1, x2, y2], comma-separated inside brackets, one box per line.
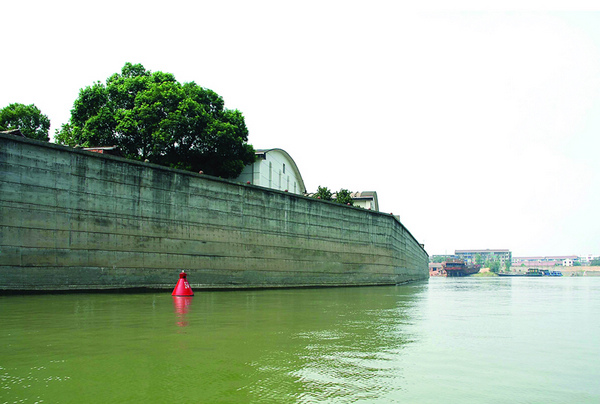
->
[2, 1, 599, 257]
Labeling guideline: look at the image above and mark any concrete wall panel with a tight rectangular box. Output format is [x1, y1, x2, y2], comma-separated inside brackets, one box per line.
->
[0, 133, 428, 291]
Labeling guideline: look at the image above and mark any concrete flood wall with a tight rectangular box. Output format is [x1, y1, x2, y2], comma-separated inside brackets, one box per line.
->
[0, 134, 429, 291]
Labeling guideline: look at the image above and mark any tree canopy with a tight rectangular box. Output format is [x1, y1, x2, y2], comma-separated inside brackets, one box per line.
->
[486, 259, 501, 273]
[334, 189, 354, 206]
[0, 103, 51, 141]
[313, 186, 333, 201]
[312, 186, 355, 206]
[56, 63, 255, 178]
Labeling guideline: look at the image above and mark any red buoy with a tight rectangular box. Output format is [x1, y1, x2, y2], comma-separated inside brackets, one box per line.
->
[172, 270, 194, 296]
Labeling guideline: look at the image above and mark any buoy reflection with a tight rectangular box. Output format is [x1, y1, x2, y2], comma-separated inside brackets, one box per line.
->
[173, 296, 193, 327]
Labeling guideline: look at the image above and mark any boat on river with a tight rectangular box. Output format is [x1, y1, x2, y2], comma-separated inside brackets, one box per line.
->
[523, 268, 564, 277]
[498, 268, 563, 277]
[442, 260, 481, 277]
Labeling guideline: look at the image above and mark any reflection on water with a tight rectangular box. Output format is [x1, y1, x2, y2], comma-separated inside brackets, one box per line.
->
[1, 278, 599, 403]
[173, 296, 193, 327]
[238, 286, 421, 403]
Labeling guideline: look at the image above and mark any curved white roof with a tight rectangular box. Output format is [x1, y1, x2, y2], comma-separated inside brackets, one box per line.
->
[255, 148, 307, 194]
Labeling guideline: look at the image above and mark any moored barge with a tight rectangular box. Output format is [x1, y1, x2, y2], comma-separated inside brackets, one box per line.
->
[442, 260, 481, 277]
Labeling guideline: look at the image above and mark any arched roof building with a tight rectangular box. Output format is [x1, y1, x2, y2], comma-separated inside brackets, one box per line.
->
[235, 148, 307, 195]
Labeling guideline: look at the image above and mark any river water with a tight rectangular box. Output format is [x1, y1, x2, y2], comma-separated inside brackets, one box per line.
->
[1, 277, 599, 403]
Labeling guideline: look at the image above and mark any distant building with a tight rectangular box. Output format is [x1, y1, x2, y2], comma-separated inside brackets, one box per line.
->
[512, 255, 579, 267]
[455, 249, 512, 266]
[235, 148, 307, 195]
[429, 262, 444, 276]
[579, 254, 599, 265]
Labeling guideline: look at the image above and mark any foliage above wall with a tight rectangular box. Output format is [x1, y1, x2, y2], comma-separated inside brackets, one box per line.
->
[0, 103, 51, 141]
[313, 186, 333, 201]
[334, 189, 354, 206]
[312, 186, 355, 206]
[55, 63, 255, 178]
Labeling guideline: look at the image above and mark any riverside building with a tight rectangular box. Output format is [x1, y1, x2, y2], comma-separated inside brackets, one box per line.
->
[234, 148, 307, 195]
[455, 249, 512, 266]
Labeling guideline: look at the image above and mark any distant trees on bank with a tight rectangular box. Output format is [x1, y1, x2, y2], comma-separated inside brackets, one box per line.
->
[486, 260, 501, 273]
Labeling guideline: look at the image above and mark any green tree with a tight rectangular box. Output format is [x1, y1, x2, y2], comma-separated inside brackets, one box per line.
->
[475, 254, 483, 265]
[486, 260, 501, 273]
[313, 186, 333, 201]
[591, 258, 600, 266]
[0, 103, 51, 141]
[504, 260, 511, 272]
[432, 255, 454, 263]
[334, 188, 354, 206]
[56, 63, 255, 178]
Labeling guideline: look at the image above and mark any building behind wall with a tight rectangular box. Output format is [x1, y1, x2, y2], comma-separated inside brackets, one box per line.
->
[236, 149, 380, 211]
[303, 191, 381, 212]
[349, 192, 379, 211]
[455, 249, 512, 266]
[235, 148, 307, 195]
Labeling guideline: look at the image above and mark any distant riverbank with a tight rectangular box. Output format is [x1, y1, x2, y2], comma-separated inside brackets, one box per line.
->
[546, 266, 600, 276]
[475, 266, 600, 277]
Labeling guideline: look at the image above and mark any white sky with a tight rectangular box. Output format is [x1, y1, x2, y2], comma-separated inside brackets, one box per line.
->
[2, 1, 599, 257]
